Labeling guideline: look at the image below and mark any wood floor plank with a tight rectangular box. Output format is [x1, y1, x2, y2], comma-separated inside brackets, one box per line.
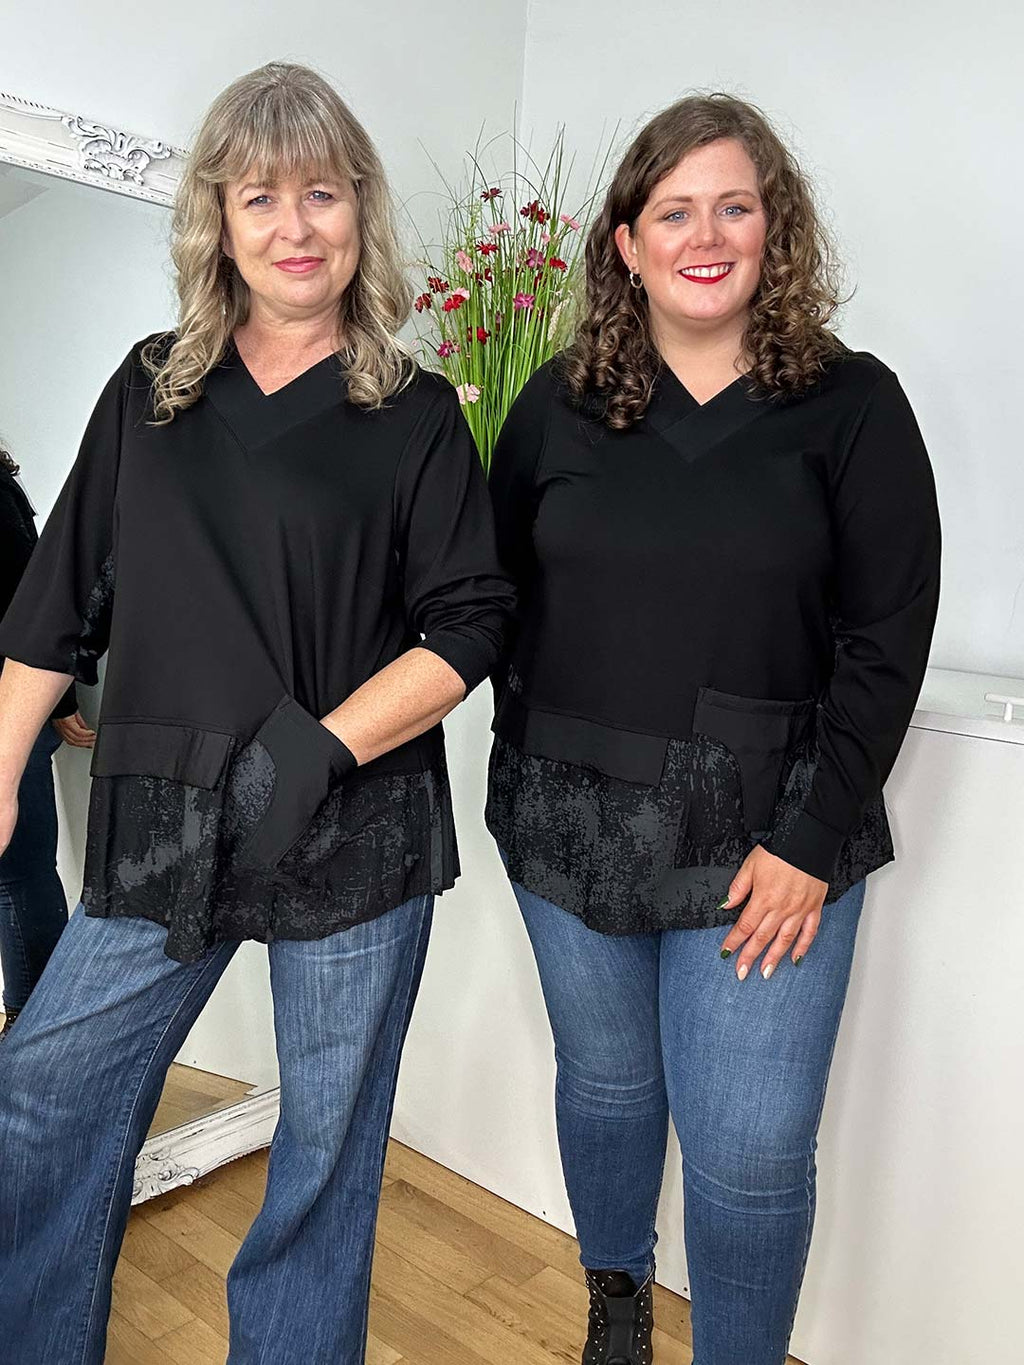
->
[160, 1260, 230, 1338]
[375, 1193, 494, 1296]
[105, 1311, 180, 1364]
[119, 1214, 200, 1284]
[150, 1315, 226, 1365]
[110, 1258, 195, 1341]
[381, 1177, 546, 1287]
[178, 1175, 261, 1242]
[371, 1241, 566, 1365]
[384, 1142, 582, 1280]
[140, 1200, 241, 1278]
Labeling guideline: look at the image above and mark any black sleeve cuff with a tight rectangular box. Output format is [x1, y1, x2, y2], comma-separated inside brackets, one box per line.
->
[238, 694, 357, 870]
[761, 809, 847, 884]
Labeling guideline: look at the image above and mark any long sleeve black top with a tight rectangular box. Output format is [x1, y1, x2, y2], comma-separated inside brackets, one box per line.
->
[485, 350, 941, 934]
[0, 468, 77, 722]
[0, 336, 514, 961]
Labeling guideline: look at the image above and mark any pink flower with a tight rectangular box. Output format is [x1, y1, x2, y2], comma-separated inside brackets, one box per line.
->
[456, 383, 481, 404]
[487, 221, 511, 236]
[455, 249, 474, 273]
[453, 287, 471, 299]
[525, 247, 545, 269]
[437, 340, 460, 358]
[513, 292, 535, 311]
[541, 230, 551, 245]
[559, 214, 580, 230]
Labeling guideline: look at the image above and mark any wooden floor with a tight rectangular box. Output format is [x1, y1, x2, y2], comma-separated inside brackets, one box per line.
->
[149, 1064, 254, 1137]
[108, 1139, 806, 1364]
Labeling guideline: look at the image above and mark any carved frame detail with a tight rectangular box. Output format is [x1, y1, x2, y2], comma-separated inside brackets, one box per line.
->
[0, 89, 186, 206]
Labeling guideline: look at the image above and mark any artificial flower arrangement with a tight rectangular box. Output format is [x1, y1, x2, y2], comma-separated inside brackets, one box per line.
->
[413, 133, 604, 473]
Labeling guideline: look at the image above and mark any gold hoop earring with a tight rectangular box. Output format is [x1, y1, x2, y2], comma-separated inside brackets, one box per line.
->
[628, 270, 644, 291]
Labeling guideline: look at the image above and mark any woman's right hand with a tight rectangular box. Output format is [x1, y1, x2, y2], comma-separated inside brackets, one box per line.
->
[0, 789, 18, 859]
[53, 712, 96, 748]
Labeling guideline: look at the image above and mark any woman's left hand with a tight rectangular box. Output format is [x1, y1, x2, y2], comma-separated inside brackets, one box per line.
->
[718, 844, 829, 981]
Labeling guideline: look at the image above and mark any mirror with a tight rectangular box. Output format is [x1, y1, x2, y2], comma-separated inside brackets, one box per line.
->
[0, 118, 280, 1200]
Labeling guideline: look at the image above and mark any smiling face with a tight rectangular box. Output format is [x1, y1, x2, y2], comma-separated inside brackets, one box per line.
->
[614, 137, 766, 349]
[221, 171, 361, 325]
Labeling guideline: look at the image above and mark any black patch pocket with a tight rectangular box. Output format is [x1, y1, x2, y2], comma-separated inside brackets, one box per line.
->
[236, 694, 357, 872]
[691, 687, 815, 837]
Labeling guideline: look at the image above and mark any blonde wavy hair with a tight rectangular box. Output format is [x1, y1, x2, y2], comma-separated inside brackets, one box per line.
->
[144, 62, 414, 422]
[562, 93, 846, 429]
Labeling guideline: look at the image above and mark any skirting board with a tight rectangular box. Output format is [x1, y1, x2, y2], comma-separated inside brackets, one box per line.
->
[132, 1086, 281, 1203]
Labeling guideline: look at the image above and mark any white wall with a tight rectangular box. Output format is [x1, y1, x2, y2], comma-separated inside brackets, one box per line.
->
[520, 0, 1024, 677]
[0, 0, 528, 251]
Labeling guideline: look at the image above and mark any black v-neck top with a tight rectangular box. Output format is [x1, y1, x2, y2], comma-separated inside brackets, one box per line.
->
[0, 335, 514, 961]
[484, 351, 941, 933]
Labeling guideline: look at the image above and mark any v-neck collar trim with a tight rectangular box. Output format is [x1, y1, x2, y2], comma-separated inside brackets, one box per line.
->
[204, 340, 349, 450]
[644, 362, 769, 464]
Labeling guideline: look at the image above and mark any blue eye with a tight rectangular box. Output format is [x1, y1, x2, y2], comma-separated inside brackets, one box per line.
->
[722, 205, 749, 216]
[309, 189, 334, 202]
[665, 210, 687, 222]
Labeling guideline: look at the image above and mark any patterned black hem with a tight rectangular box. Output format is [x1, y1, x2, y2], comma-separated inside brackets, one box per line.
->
[485, 735, 893, 936]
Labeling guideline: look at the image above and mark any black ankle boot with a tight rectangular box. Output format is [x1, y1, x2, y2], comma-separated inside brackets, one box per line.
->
[582, 1268, 654, 1364]
[0, 1008, 19, 1039]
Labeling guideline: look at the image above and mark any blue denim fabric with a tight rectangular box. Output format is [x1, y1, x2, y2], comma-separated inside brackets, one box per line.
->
[507, 861, 865, 1365]
[0, 724, 68, 1014]
[0, 892, 432, 1363]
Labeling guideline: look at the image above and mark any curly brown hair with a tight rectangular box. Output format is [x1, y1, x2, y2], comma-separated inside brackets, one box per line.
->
[561, 93, 846, 429]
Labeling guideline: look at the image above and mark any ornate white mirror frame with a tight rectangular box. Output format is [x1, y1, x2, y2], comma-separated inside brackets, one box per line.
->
[0, 88, 281, 1202]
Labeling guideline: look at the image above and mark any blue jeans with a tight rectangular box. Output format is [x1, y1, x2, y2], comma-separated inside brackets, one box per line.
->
[508, 866, 866, 1365]
[0, 893, 433, 1364]
[0, 724, 68, 1014]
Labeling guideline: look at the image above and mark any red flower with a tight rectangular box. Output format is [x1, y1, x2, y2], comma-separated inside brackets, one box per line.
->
[476, 326, 491, 344]
[520, 199, 549, 225]
[427, 276, 449, 293]
[443, 293, 466, 313]
[413, 292, 432, 312]
[480, 187, 501, 201]
[476, 240, 499, 256]
[548, 257, 568, 271]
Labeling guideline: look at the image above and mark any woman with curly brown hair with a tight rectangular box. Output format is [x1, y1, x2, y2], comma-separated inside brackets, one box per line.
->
[486, 94, 941, 1364]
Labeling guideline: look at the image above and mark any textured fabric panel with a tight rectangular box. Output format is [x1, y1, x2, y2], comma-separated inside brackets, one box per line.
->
[82, 750, 457, 963]
[485, 735, 893, 936]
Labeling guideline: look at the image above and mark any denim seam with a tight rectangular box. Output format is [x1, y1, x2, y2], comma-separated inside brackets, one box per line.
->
[77, 944, 233, 1364]
[349, 895, 432, 1363]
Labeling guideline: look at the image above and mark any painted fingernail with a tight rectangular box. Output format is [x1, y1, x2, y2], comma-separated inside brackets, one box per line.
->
[720, 948, 732, 959]
[762, 963, 774, 980]
[737, 964, 749, 982]
[794, 955, 804, 965]
[716, 896, 730, 909]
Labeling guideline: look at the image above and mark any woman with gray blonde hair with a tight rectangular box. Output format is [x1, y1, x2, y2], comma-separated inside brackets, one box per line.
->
[0, 62, 512, 1363]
